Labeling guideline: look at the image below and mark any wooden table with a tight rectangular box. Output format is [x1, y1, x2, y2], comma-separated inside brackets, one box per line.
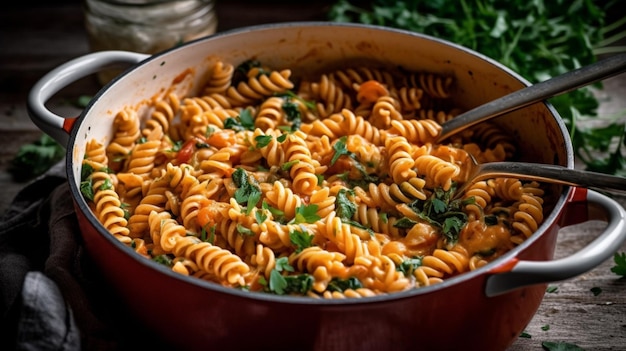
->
[1, 2, 625, 350]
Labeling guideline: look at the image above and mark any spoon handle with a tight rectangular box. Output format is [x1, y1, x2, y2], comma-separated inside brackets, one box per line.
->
[437, 53, 626, 142]
[475, 162, 626, 193]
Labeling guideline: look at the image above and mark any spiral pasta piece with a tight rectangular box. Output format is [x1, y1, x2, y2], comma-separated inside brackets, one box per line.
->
[388, 119, 441, 144]
[264, 180, 302, 220]
[227, 68, 294, 106]
[414, 155, 460, 191]
[310, 74, 353, 118]
[203, 60, 234, 95]
[385, 136, 417, 183]
[284, 131, 319, 195]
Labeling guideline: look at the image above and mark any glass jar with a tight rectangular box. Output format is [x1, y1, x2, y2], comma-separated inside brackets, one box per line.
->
[84, 0, 218, 83]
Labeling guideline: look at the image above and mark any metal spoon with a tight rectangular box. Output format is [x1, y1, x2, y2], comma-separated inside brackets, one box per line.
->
[437, 53, 626, 142]
[454, 157, 626, 199]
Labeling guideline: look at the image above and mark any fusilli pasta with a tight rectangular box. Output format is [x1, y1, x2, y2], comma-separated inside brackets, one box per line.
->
[80, 59, 549, 299]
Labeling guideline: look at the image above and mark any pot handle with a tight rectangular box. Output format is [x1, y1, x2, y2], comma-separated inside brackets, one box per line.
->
[485, 189, 626, 297]
[27, 51, 149, 147]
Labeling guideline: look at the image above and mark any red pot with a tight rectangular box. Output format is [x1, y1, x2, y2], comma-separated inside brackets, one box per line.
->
[27, 22, 626, 351]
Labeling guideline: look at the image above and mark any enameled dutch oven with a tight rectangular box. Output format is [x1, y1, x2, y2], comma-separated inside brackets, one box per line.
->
[27, 22, 626, 351]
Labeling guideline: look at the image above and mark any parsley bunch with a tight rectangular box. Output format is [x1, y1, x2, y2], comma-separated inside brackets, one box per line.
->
[328, 0, 626, 175]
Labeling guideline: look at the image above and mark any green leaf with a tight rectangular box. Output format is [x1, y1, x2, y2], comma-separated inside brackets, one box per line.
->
[75, 95, 93, 108]
[282, 99, 302, 122]
[99, 177, 113, 191]
[590, 287, 602, 296]
[431, 198, 447, 214]
[611, 252, 626, 276]
[255, 209, 267, 224]
[236, 223, 254, 236]
[153, 254, 173, 267]
[224, 108, 255, 131]
[281, 159, 300, 171]
[541, 341, 585, 351]
[292, 204, 321, 224]
[327, 277, 363, 292]
[393, 217, 418, 229]
[335, 189, 357, 220]
[546, 285, 559, 293]
[397, 257, 423, 276]
[232, 168, 262, 213]
[331, 136, 352, 166]
[81, 163, 95, 181]
[10, 134, 64, 179]
[442, 216, 464, 244]
[290, 228, 314, 253]
[254, 135, 273, 148]
[275, 256, 293, 273]
[245, 190, 261, 215]
[80, 178, 94, 202]
[201, 224, 216, 244]
[269, 269, 288, 295]
[267, 257, 313, 295]
[404, 186, 469, 245]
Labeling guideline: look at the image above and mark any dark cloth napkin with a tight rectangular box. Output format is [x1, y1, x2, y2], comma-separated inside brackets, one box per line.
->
[0, 160, 165, 351]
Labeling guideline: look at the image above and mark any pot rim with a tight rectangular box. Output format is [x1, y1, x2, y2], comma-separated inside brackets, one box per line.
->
[66, 21, 574, 305]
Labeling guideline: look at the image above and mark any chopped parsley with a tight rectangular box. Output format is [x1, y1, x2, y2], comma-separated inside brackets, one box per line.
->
[99, 177, 113, 191]
[291, 204, 321, 224]
[335, 188, 357, 220]
[201, 224, 216, 244]
[224, 108, 255, 131]
[397, 257, 423, 277]
[153, 254, 174, 267]
[327, 276, 363, 292]
[282, 99, 302, 131]
[80, 177, 94, 202]
[236, 223, 254, 236]
[232, 167, 262, 214]
[254, 135, 273, 148]
[265, 257, 314, 295]
[610, 252, 626, 276]
[290, 227, 314, 253]
[281, 159, 300, 171]
[255, 208, 268, 224]
[10, 134, 64, 179]
[331, 136, 351, 166]
[397, 186, 472, 245]
[541, 341, 585, 351]
[546, 285, 559, 294]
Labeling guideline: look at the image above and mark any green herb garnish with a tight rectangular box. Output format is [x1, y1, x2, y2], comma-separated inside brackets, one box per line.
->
[541, 341, 585, 351]
[267, 257, 314, 295]
[232, 167, 262, 213]
[224, 108, 255, 131]
[327, 276, 363, 292]
[610, 252, 626, 276]
[290, 228, 314, 253]
[10, 134, 64, 179]
[291, 204, 321, 224]
[153, 254, 173, 267]
[397, 257, 423, 277]
[398, 186, 471, 245]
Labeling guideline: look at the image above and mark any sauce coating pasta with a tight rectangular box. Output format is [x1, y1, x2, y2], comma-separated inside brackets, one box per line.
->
[81, 59, 546, 298]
